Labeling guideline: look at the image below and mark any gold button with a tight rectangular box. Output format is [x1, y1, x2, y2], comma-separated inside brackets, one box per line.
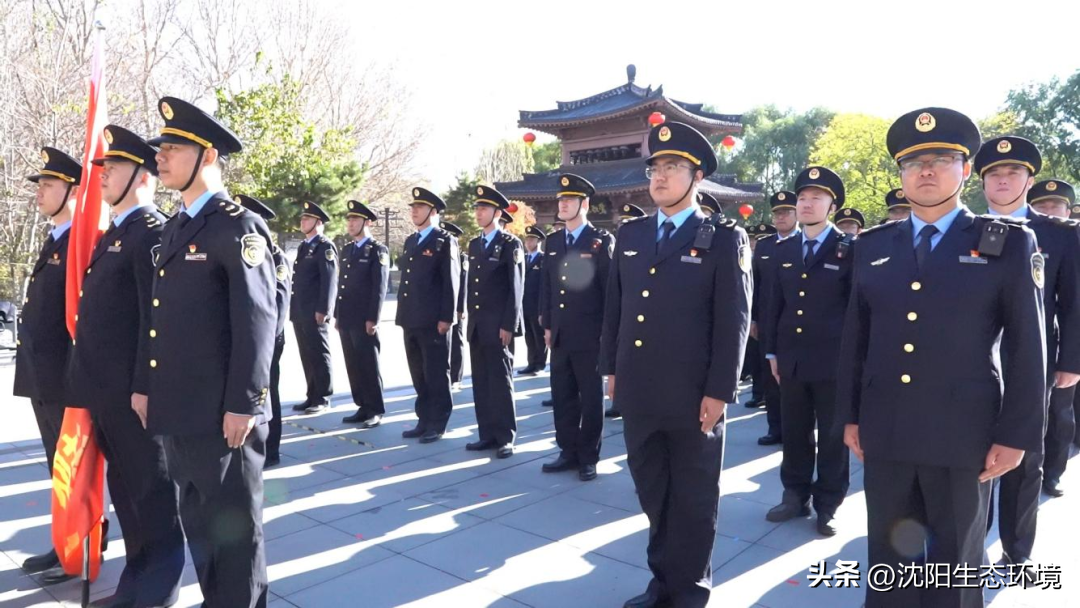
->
[406, 269, 411, 273]
[79, 290, 83, 297]
[904, 344, 914, 353]
[560, 290, 566, 295]
[86, 268, 91, 274]
[649, 268, 656, 275]
[474, 305, 479, 310]
[799, 291, 805, 297]
[561, 276, 567, 281]
[150, 359, 157, 368]
[642, 290, 650, 298]
[344, 275, 348, 279]
[159, 269, 165, 277]
[637, 315, 645, 322]
[907, 312, 918, 321]
[150, 329, 157, 338]
[74, 314, 78, 321]
[801, 273, 807, 279]
[563, 262, 568, 268]
[474, 292, 479, 296]
[901, 374, 911, 384]
[797, 310, 803, 316]
[153, 298, 160, 307]
[405, 280, 409, 285]
[402, 293, 408, 297]
[796, 328, 803, 333]
[911, 282, 921, 291]
[634, 340, 643, 347]
[560, 304, 565, 309]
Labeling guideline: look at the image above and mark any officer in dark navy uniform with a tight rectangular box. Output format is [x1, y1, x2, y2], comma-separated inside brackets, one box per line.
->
[235, 194, 291, 468]
[834, 207, 865, 235]
[540, 174, 613, 481]
[465, 186, 524, 458]
[698, 191, 721, 217]
[885, 188, 912, 221]
[837, 108, 1046, 608]
[290, 200, 337, 414]
[1028, 178, 1080, 488]
[974, 137, 1080, 563]
[64, 126, 185, 607]
[442, 221, 468, 389]
[601, 121, 751, 608]
[600, 203, 649, 417]
[335, 200, 389, 427]
[396, 187, 460, 442]
[14, 147, 81, 583]
[519, 225, 547, 375]
[762, 166, 853, 537]
[143, 96, 276, 608]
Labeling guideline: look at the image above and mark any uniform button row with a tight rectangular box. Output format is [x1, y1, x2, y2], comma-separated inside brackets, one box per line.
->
[904, 344, 914, 353]
[901, 374, 911, 384]
[907, 312, 917, 321]
[635, 340, 643, 347]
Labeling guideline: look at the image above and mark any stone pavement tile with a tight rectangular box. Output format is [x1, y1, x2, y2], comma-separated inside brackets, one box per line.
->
[262, 503, 323, 542]
[263, 473, 409, 525]
[284, 554, 524, 608]
[715, 496, 783, 544]
[417, 475, 558, 521]
[403, 520, 646, 606]
[495, 494, 636, 548]
[278, 432, 370, 461]
[484, 459, 583, 495]
[266, 524, 396, 597]
[709, 542, 864, 608]
[754, 492, 867, 554]
[326, 497, 486, 554]
[559, 465, 640, 513]
[0, 462, 52, 492]
[0, 559, 65, 608]
[263, 460, 349, 495]
[422, 442, 550, 476]
[302, 442, 437, 479]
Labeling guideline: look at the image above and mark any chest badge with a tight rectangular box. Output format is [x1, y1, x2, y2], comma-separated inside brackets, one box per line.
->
[870, 257, 890, 266]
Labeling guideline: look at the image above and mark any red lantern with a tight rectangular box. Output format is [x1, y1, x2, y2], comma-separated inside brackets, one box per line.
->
[507, 203, 518, 214]
[648, 111, 665, 127]
[722, 135, 736, 150]
[523, 132, 536, 147]
[738, 204, 753, 220]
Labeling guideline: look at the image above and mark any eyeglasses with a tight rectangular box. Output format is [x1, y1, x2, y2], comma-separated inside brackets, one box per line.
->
[645, 163, 693, 180]
[899, 155, 962, 174]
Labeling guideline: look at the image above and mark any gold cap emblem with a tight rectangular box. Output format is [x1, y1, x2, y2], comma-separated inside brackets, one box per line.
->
[161, 101, 174, 120]
[234, 196, 242, 204]
[1047, 181, 1058, 191]
[477, 186, 484, 196]
[843, 209, 852, 216]
[997, 140, 1012, 153]
[777, 192, 786, 201]
[808, 168, 821, 180]
[658, 126, 672, 142]
[41, 149, 50, 163]
[897, 190, 905, 199]
[561, 177, 570, 187]
[915, 112, 936, 132]
[103, 128, 114, 144]
[304, 202, 310, 209]
[413, 188, 420, 197]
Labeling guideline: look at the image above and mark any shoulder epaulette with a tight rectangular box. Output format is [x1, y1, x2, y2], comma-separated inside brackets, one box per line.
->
[978, 214, 1028, 227]
[218, 200, 248, 218]
[859, 219, 901, 237]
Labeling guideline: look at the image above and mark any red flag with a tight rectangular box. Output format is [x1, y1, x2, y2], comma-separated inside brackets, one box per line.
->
[52, 30, 109, 581]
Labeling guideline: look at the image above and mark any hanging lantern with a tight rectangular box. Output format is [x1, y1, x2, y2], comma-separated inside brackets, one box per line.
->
[648, 111, 665, 127]
[721, 135, 737, 150]
[522, 132, 536, 147]
[738, 203, 753, 220]
[507, 203, 518, 214]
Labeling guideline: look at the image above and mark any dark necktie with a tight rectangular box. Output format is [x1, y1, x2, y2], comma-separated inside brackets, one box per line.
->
[44, 234, 55, 248]
[915, 224, 938, 271]
[657, 220, 674, 254]
[567, 233, 575, 248]
[164, 213, 191, 250]
[804, 240, 816, 266]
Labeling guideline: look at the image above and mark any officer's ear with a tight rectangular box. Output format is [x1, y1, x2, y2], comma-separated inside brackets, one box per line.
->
[962, 160, 972, 179]
[694, 169, 704, 184]
[829, 202, 838, 216]
[202, 147, 220, 168]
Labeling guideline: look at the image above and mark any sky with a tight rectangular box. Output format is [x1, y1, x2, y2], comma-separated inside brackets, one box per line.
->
[339, 0, 1079, 191]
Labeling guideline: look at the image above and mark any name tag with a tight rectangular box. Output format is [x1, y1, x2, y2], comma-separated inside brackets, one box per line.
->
[959, 255, 988, 265]
[47, 258, 61, 265]
[185, 253, 208, 262]
[107, 245, 122, 253]
[423, 250, 434, 257]
[580, 253, 593, 258]
[824, 263, 839, 270]
[359, 258, 370, 263]
[680, 255, 702, 265]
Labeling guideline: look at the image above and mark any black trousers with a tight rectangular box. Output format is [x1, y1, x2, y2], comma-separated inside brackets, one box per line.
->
[745, 337, 762, 399]
[469, 340, 517, 445]
[864, 459, 988, 608]
[778, 378, 849, 515]
[522, 315, 547, 370]
[339, 326, 385, 416]
[403, 326, 453, 433]
[267, 332, 285, 460]
[1044, 383, 1076, 484]
[624, 415, 725, 608]
[292, 317, 333, 405]
[450, 321, 465, 384]
[32, 400, 64, 473]
[163, 426, 268, 608]
[760, 353, 782, 437]
[1074, 386, 1080, 445]
[93, 407, 184, 606]
[551, 347, 603, 464]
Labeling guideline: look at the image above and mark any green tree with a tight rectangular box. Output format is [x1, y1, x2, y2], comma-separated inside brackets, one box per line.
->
[476, 139, 534, 183]
[216, 75, 365, 236]
[531, 141, 563, 173]
[810, 113, 896, 224]
[1002, 70, 1080, 183]
[442, 173, 482, 242]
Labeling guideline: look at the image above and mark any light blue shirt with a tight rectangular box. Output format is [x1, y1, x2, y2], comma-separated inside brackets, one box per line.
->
[483, 226, 503, 249]
[777, 228, 801, 243]
[529, 250, 541, 264]
[989, 205, 1029, 220]
[910, 205, 963, 251]
[354, 236, 369, 249]
[416, 225, 434, 244]
[113, 203, 151, 228]
[656, 205, 699, 241]
[801, 224, 834, 258]
[305, 233, 320, 245]
[50, 221, 71, 241]
[566, 222, 590, 245]
[182, 189, 223, 219]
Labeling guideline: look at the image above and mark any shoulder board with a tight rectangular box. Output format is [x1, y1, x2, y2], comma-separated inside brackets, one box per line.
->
[1046, 215, 1078, 228]
[757, 233, 778, 244]
[713, 217, 738, 230]
[502, 232, 515, 242]
[622, 216, 651, 226]
[978, 214, 1028, 227]
[859, 219, 901, 237]
[216, 201, 249, 218]
[469, 236, 483, 245]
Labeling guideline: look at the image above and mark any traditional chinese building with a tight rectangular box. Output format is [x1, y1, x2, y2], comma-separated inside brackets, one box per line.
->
[495, 65, 763, 229]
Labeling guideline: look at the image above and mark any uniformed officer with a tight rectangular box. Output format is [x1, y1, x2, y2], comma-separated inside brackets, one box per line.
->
[885, 188, 912, 221]
[234, 195, 291, 468]
[143, 96, 276, 608]
[441, 221, 468, 389]
[465, 185, 524, 458]
[539, 174, 614, 481]
[335, 200, 389, 427]
[519, 224, 547, 375]
[834, 207, 865, 235]
[762, 166, 853, 537]
[743, 217, 768, 411]
[290, 200, 337, 414]
[1029, 179, 1080, 488]
[838, 108, 1046, 608]
[974, 138, 1080, 563]
[698, 191, 721, 217]
[396, 187, 460, 442]
[601, 121, 751, 608]
[600, 203, 650, 417]
[14, 147, 81, 584]
[62, 126, 186, 608]
[751, 192, 799, 446]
